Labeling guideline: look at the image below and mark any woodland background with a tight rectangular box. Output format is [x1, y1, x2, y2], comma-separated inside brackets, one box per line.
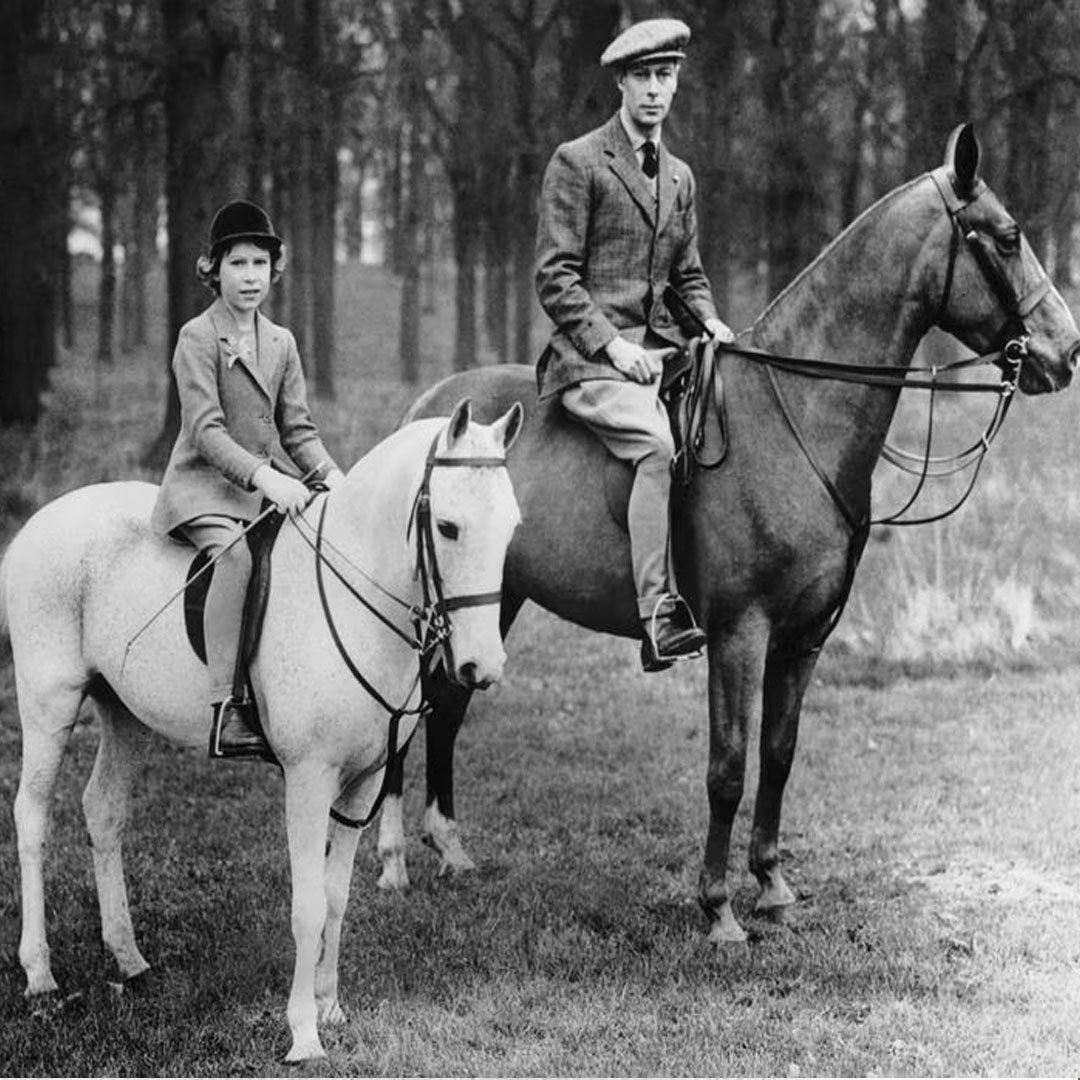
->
[2, 0, 1080, 456]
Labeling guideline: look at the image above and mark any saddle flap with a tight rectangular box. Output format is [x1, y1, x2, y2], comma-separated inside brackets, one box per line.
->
[662, 336, 728, 484]
[182, 509, 286, 669]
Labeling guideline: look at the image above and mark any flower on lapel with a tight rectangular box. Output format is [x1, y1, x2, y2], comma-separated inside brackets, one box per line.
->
[220, 335, 254, 369]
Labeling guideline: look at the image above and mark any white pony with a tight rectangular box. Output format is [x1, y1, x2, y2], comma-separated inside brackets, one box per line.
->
[0, 398, 522, 1062]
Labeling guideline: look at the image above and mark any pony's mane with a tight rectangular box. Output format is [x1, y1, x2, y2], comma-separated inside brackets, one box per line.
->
[751, 173, 929, 332]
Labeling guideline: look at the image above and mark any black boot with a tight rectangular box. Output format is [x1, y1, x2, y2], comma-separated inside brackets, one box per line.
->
[640, 595, 707, 673]
[209, 698, 275, 762]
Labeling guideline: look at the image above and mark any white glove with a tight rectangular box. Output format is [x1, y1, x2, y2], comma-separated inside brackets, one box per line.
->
[252, 465, 311, 514]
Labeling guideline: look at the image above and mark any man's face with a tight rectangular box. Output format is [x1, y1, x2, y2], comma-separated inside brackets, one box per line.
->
[618, 59, 679, 134]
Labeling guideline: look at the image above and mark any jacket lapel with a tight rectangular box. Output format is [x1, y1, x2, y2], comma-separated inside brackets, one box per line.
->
[655, 143, 679, 236]
[209, 299, 272, 400]
[602, 114, 657, 226]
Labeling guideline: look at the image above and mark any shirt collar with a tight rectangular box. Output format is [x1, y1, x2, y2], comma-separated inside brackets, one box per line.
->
[618, 107, 661, 153]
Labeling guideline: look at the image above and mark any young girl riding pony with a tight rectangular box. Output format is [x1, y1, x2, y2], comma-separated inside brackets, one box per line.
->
[152, 200, 344, 761]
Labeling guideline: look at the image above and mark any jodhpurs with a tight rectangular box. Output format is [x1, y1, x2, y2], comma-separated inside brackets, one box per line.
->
[177, 515, 253, 704]
[561, 377, 675, 621]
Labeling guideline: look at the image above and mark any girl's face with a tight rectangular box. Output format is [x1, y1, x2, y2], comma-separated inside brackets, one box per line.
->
[218, 241, 272, 316]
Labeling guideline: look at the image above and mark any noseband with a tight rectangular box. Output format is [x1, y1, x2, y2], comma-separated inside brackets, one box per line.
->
[295, 426, 508, 830]
[407, 433, 510, 679]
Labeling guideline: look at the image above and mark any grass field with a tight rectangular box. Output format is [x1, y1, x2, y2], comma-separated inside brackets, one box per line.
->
[0, 263, 1079, 1075]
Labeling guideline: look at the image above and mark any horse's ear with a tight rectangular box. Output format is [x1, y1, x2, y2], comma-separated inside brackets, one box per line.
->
[946, 123, 981, 196]
[493, 401, 524, 453]
[446, 398, 472, 447]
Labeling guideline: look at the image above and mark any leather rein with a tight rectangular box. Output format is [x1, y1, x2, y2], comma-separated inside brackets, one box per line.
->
[672, 165, 1046, 531]
[290, 430, 508, 828]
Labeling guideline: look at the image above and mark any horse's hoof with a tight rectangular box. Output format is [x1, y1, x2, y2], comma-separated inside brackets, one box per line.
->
[436, 849, 476, 877]
[706, 905, 748, 946]
[755, 877, 797, 914]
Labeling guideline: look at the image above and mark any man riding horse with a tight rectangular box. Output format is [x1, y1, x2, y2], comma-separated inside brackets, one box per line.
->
[535, 17, 735, 672]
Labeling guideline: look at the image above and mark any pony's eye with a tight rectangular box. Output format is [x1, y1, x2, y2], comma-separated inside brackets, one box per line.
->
[436, 520, 459, 541]
[996, 226, 1020, 255]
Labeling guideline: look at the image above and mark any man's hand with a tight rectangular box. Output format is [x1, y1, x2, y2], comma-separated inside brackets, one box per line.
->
[606, 336, 663, 383]
[252, 464, 312, 514]
[705, 317, 735, 344]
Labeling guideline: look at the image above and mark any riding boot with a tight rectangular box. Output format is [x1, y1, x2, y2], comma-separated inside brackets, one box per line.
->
[630, 458, 706, 672]
[209, 698, 275, 762]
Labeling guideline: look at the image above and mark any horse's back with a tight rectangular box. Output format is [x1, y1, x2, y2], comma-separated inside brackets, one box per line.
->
[408, 366, 639, 635]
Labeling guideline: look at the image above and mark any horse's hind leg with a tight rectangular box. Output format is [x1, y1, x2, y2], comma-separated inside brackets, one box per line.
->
[376, 753, 410, 891]
[422, 670, 476, 875]
[420, 596, 523, 876]
[82, 694, 152, 981]
[14, 680, 84, 995]
[749, 648, 818, 915]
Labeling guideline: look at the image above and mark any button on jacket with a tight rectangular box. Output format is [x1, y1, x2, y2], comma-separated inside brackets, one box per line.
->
[535, 111, 719, 398]
[151, 298, 334, 535]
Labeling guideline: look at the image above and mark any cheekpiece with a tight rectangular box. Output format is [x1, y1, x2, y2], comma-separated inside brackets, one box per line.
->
[600, 18, 690, 69]
[207, 200, 282, 256]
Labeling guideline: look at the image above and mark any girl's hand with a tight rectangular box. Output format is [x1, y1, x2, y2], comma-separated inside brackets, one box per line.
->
[252, 465, 311, 514]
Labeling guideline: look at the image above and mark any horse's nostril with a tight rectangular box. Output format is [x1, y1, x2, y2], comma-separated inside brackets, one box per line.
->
[459, 661, 478, 687]
[1069, 343, 1080, 371]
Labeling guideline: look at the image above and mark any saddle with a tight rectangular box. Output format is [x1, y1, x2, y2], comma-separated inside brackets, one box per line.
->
[661, 335, 728, 485]
[183, 509, 286, 701]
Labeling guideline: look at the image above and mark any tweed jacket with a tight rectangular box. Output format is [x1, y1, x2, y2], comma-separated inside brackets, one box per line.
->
[151, 298, 337, 535]
[534, 112, 719, 398]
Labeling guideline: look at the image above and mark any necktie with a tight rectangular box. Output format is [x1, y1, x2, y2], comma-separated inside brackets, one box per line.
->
[642, 140, 658, 179]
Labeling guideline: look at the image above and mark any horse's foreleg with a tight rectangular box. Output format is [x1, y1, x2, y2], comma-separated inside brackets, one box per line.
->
[82, 698, 152, 982]
[314, 816, 363, 1026]
[14, 684, 82, 996]
[283, 763, 336, 1063]
[698, 621, 768, 945]
[749, 648, 817, 915]
[421, 671, 475, 876]
[375, 754, 410, 891]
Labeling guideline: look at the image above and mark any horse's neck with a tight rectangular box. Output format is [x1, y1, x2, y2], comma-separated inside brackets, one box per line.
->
[745, 177, 939, 505]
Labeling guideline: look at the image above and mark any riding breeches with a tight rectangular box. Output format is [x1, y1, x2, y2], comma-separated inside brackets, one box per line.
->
[561, 378, 675, 620]
[176, 515, 253, 703]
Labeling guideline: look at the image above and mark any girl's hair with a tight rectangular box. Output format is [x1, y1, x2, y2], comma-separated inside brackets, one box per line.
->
[195, 237, 288, 295]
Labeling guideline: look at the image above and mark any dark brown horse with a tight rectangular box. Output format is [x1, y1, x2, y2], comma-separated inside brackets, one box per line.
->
[377, 125, 1079, 943]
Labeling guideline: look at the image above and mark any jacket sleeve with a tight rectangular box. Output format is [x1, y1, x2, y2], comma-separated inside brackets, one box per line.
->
[173, 323, 264, 490]
[275, 331, 339, 479]
[668, 166, 720, 329]
[534, 144, 619, 359]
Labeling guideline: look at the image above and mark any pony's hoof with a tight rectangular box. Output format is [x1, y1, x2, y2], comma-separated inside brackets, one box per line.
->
[319, 999, 346, 1026]
[436, 849, 476, 877]
[376, 854, 410, 892]
[24, 973, 60, 997]
[285, 1036, 327, 1063]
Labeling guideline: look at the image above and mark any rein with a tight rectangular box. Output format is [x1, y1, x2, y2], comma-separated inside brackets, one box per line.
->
[291, 429, 509, 829]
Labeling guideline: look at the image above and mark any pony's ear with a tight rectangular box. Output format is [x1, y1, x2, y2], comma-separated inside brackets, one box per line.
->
[446, 398, 472, 447]
[493, 401, 524, 453]
[946, 123, 980, 197]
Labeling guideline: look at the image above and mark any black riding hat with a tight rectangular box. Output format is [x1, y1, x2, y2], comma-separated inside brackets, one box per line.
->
[207, 200, 282, 258]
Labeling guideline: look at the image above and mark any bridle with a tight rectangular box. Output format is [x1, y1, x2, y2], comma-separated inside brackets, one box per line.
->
[291, 427, 509, 828]
[870, 166, 1050, 525]
[675, 167, 1050, 530]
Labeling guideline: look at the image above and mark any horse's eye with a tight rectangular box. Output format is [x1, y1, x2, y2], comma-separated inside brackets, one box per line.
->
[996, 227, 1020, 255]
[436, 520, 459, 541]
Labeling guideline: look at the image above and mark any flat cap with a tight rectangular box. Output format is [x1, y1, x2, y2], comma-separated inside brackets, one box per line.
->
[600, 18, 690, 69]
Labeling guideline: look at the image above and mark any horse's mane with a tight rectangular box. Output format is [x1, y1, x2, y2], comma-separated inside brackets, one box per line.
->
[751, 173, 927, 333]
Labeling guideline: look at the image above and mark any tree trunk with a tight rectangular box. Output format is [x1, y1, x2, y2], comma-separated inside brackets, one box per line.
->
[97, 179, 118, 365]
[0, 0, 64, 426]
[144, 0, 251, 468]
